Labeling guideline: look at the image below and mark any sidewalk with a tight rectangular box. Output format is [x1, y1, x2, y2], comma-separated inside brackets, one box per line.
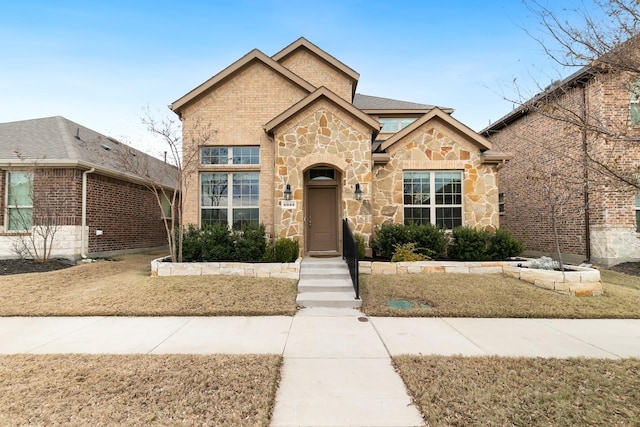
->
[1, 312, 639, 426]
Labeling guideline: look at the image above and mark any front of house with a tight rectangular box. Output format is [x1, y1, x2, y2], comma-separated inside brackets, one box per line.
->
[171, 38, 510, 256]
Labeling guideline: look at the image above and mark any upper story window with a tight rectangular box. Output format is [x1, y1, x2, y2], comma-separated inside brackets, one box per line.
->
[201, 146, 259, 165]
[630, 81, 640, 127]
[379, 118, 417, 133]
[6, 171, 33, 231]
[403, 170, 463, 230]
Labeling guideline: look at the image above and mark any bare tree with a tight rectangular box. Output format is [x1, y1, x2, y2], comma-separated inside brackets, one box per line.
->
[512, 0, 640, 190]
[119, 110, 215, 262]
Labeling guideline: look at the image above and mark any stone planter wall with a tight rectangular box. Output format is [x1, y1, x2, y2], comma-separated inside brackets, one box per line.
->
[359, 260, 603, 296]
[151, 257, 301, 279]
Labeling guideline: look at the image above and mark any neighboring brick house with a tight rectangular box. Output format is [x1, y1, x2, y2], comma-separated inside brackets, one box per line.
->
[482, 65, 640, 266]
[170, 38, 511, 256]
[0, 116, 177, 260]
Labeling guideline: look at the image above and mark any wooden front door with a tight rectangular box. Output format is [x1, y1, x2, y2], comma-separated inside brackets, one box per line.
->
[307, 187, 338, 252]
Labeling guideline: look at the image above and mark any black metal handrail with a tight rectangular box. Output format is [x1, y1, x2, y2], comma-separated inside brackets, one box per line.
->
[342, 219, 360, 299]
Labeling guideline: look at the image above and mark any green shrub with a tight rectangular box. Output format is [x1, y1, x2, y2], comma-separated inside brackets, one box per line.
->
[449, 226, 492, 261]
[372, 223, 447, 260]
[181, 223, 268, 262]
[233, 223, 267, 262]
[406, 223, 448, 259]
[391, 243, 431, 262]
[355, 233, 366, 260]
[200, 222, 234, 261]
[488, 227, 523, 260]
[264, 237, 300, 263]
[180, 224, 203, 262]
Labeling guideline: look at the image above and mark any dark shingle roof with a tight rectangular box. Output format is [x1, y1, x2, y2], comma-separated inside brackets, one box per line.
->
[353, 93, 441, 110]
[0, 116, 177, 188]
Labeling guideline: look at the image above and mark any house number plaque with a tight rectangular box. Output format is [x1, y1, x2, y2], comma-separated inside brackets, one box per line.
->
[280, 200, 296, 209]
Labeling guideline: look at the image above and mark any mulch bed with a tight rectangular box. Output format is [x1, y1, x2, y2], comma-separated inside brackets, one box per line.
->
[607, 262, 640, 277]
[0, 259, 76, 276]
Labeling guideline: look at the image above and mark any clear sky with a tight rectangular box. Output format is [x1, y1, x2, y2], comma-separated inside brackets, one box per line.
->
[1, 0, 590, 158]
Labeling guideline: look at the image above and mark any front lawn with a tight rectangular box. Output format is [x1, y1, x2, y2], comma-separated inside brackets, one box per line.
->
[0, 253, 298, 316]
[360, 273, 640, 318]
[394, 355, 640, 426]
[0, 354, 280, 426]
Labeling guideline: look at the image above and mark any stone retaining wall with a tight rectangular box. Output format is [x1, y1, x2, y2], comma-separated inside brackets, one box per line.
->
[151, 257, 301, 279]
[359, 260, 603, 296]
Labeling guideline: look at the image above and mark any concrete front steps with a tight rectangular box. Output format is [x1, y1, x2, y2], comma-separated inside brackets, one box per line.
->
[296, 257, 362, 309]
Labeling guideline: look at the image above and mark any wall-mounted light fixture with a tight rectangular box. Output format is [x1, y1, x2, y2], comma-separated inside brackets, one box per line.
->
[354, 183, 363, 201]
[284, 184, 292, 201]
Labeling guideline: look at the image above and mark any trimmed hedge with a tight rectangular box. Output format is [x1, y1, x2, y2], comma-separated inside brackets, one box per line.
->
[372, 224, 523, 261]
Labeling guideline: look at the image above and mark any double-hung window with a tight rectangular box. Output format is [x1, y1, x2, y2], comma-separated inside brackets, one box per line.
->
[200, 146, 260, 229]
[6, 171, 33, 231]
[403, 171, 463, 229]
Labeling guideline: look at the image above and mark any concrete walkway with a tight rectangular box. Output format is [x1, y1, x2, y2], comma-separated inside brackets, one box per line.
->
[1, 312, 639, 426]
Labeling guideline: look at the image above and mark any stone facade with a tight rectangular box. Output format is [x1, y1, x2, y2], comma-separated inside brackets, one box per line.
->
[372, 123, 499, 231]
[172, 38, 508, 257]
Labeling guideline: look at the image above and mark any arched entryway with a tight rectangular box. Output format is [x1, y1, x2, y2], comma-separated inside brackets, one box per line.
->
[305, 166, 342, 256]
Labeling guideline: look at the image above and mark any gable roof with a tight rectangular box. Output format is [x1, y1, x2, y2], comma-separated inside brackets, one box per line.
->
[170, 48, 317, 114]
[380, 107, 494, 152]
[0, 116, 177, 188]
[354, 93, 453, 113]
[481, 66, 593, 135]
[272, 37, 360, 96]
[263, 86, 380, 136]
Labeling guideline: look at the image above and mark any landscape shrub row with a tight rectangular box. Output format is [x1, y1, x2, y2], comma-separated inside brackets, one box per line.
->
[181, 223, 299, 263]
[371, 224, 523, 261]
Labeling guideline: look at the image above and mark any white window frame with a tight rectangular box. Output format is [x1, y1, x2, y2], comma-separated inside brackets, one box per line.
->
[630, 81, 640, 127]
[201, 146, 260, 165]
[200, 171, 259, 229]
[5, 171, 34, 232]
[403, 170, 463, 230]
[379, 117, 417, 133]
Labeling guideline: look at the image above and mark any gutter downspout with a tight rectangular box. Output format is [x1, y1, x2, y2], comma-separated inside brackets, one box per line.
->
[81, 168, 95, 259]
[581, 84, 592, 262]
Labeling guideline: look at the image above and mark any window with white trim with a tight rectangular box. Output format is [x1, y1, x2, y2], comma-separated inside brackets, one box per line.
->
[201, 172, 259, 229]
[631, 81, 640, 127]
[201, 146, 259, 165]
[403, 171, 463, 229]
[379, 117, 417, 132]
[6, 171, 33, 231]
[635, 194, 640, 232]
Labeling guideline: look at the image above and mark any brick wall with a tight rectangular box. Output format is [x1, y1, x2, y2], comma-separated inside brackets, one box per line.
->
[33, 168, 83, 226]
[86, 173, 167, 254]
[277, 48, 354, 102]
[180, 60, 310, 234]
[487, 71, 640, 265]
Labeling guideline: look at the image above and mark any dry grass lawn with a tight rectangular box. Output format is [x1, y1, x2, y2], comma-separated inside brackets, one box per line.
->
[394, 355, 640, 427]
[0, 253, 298, 316]
[361, 273, 640, 318]
[0, 354, 280, 426]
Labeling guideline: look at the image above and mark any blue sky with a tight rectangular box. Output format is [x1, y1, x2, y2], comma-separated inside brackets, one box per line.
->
[1, 0, 589, 157]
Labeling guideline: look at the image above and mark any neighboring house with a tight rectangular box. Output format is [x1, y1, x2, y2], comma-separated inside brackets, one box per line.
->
[0, 116, 177, 260]
[482, 63, 640, 266]
[170, 38, 511, 257]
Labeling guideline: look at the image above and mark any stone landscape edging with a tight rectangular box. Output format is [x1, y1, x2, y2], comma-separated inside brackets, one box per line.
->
[150, 256, 301, 279]
[359, 260, 603, 296]
[150, 257, 603, 296]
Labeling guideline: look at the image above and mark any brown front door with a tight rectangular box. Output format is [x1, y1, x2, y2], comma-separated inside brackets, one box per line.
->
[307, 187, 338, 252]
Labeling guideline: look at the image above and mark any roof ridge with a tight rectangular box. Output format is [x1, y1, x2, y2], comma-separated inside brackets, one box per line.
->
[54, 116, 81, 161]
